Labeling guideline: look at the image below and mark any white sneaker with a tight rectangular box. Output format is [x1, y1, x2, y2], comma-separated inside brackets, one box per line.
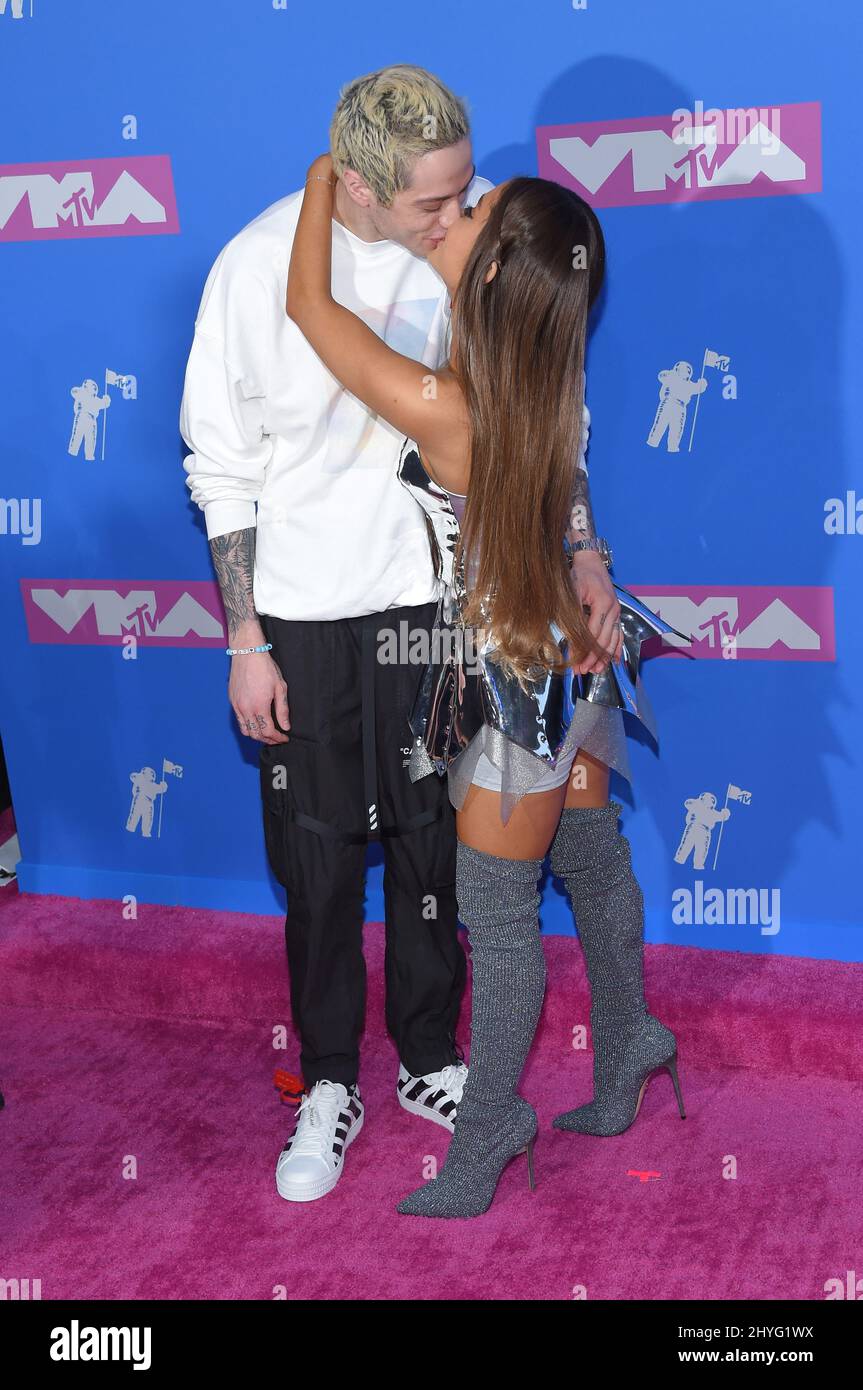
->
[275, 1080, 364, 1202]
[397, 1062, 468, 1132]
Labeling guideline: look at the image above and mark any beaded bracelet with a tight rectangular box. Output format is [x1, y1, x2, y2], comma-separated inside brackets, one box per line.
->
[226, 643, 273, 656]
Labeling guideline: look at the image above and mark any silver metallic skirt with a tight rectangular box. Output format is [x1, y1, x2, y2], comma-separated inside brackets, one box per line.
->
[406, 582, 690, 824]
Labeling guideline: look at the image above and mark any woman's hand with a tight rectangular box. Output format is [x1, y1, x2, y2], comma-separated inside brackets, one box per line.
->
[570, 551, 624, 675]
[306, 152, 335, 186]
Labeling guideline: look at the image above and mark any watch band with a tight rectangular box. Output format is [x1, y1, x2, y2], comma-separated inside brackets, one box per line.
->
[570, 536, 613, 569]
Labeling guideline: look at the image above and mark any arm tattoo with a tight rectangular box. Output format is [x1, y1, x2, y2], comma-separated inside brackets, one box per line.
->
[567, 465, 597, 544]
[209, 528, 259, 640]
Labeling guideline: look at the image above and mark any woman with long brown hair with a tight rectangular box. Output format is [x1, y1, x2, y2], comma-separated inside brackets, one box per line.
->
[287, 151, 686, 1219]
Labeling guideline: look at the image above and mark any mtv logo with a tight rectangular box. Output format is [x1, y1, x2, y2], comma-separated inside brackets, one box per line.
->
[537, 102, 821, 207]
[630, 585, 835, 662]
[0, 156, 180, 242]
[20, 580, 226, 647]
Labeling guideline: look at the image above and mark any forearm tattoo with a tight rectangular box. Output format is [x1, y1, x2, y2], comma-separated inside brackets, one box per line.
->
[567, 465, 597, 543]
[209, 528, 259, 640]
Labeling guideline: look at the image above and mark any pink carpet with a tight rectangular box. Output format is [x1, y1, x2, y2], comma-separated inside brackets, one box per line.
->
[1, 882, 861, 1301]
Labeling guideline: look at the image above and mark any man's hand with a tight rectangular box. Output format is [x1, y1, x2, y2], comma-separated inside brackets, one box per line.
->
[570, 551, 623, 675]
[228, 650, 290, 745]
[209, 529, 289, 743]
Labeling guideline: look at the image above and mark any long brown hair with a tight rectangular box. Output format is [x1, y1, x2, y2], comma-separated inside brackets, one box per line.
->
[451, 176, 608, 682]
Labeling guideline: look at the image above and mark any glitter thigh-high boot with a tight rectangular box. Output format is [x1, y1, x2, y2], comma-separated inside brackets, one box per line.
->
[549, 802, 685, 1136]
[396, 842, 545, 1218]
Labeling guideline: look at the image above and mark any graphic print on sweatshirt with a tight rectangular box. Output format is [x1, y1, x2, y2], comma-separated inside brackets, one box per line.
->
[306, 296, 446, 474]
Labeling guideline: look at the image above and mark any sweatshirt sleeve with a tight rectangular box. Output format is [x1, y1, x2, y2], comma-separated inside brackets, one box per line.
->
[179, 244, 276, 540]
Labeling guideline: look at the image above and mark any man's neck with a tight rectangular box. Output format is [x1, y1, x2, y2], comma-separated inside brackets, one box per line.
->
[331, 178, 385, 244]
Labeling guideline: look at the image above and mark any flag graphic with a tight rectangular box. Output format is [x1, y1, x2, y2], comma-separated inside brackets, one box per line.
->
[703, 349, 730, 370]
[727, 784, 751, 803]
[688, 348, 731, 451]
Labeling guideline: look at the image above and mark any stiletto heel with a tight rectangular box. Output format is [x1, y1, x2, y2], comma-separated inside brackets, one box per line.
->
[666, 1052, 686, 1119]
[554, 1026, 685, 1137]
[523, 1136, 537, 1192]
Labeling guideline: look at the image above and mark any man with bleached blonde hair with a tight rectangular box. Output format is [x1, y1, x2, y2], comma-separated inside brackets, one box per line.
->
[180, 65, 493, 1202]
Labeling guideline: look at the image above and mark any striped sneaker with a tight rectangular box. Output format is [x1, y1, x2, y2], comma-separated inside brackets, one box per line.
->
[397, 1062, 468, 1132]
[275, 1080, 364, 1203]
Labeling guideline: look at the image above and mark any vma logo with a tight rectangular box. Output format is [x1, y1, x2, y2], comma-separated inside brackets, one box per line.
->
[0, 155, 180, 242]
[20, 580, 226, 647]
[630, 585, 835, 662]
[537, 101, 821, 207]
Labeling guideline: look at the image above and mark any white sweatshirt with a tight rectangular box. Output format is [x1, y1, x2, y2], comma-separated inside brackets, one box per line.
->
[179, 177, 494, 622]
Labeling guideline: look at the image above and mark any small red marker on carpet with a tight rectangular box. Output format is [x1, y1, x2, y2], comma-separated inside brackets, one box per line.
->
[274, 1070, 305, 1106]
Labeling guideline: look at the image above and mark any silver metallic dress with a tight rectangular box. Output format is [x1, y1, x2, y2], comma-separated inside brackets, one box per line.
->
[396, 438, 690, 824]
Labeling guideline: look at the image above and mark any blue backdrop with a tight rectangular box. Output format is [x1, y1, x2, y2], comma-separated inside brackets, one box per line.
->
[1, 0, 859, 961]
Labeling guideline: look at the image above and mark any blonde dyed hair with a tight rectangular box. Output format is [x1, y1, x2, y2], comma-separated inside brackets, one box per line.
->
[329, 64, 470, 207]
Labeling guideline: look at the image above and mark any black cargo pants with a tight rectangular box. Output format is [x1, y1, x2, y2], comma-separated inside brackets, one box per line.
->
[258, 600, 466, 1089]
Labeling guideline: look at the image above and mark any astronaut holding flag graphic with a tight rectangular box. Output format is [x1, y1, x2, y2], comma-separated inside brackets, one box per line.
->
[125, 767, 168, 839]
[67, 369, 133, 461]
[646, 349, 730, 454]
[125, 759, 182, 839]
[673, 782, 751, 870]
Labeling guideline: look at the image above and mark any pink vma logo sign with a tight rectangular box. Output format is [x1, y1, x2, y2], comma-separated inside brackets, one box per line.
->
[537, 102, 821, 207]
[0, 155, 180, 242]
[629, 585, 835, 661]
[20, 581, 225, 647]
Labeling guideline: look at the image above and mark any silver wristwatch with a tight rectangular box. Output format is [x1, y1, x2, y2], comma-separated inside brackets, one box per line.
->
[570, 536, 613, 569]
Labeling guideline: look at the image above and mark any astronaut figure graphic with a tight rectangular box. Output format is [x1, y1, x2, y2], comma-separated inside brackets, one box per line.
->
[68, 380, 111, 461]
[126, 767, 168, 838]
[647, 361, 707, 453]
[674, 792, 731, 870]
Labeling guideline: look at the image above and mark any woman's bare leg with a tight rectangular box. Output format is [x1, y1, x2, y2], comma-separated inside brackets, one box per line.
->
[456, 780, 569, 860]
[563, 747, 610, 809]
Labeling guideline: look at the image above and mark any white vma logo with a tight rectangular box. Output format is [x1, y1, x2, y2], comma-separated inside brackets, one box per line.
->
[0, 170, 167, 230]
[537, 102, 821, 208]
[635, 590, 829, 659]
[549, 120, 805, 195]
[30, 588, 223, 639]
